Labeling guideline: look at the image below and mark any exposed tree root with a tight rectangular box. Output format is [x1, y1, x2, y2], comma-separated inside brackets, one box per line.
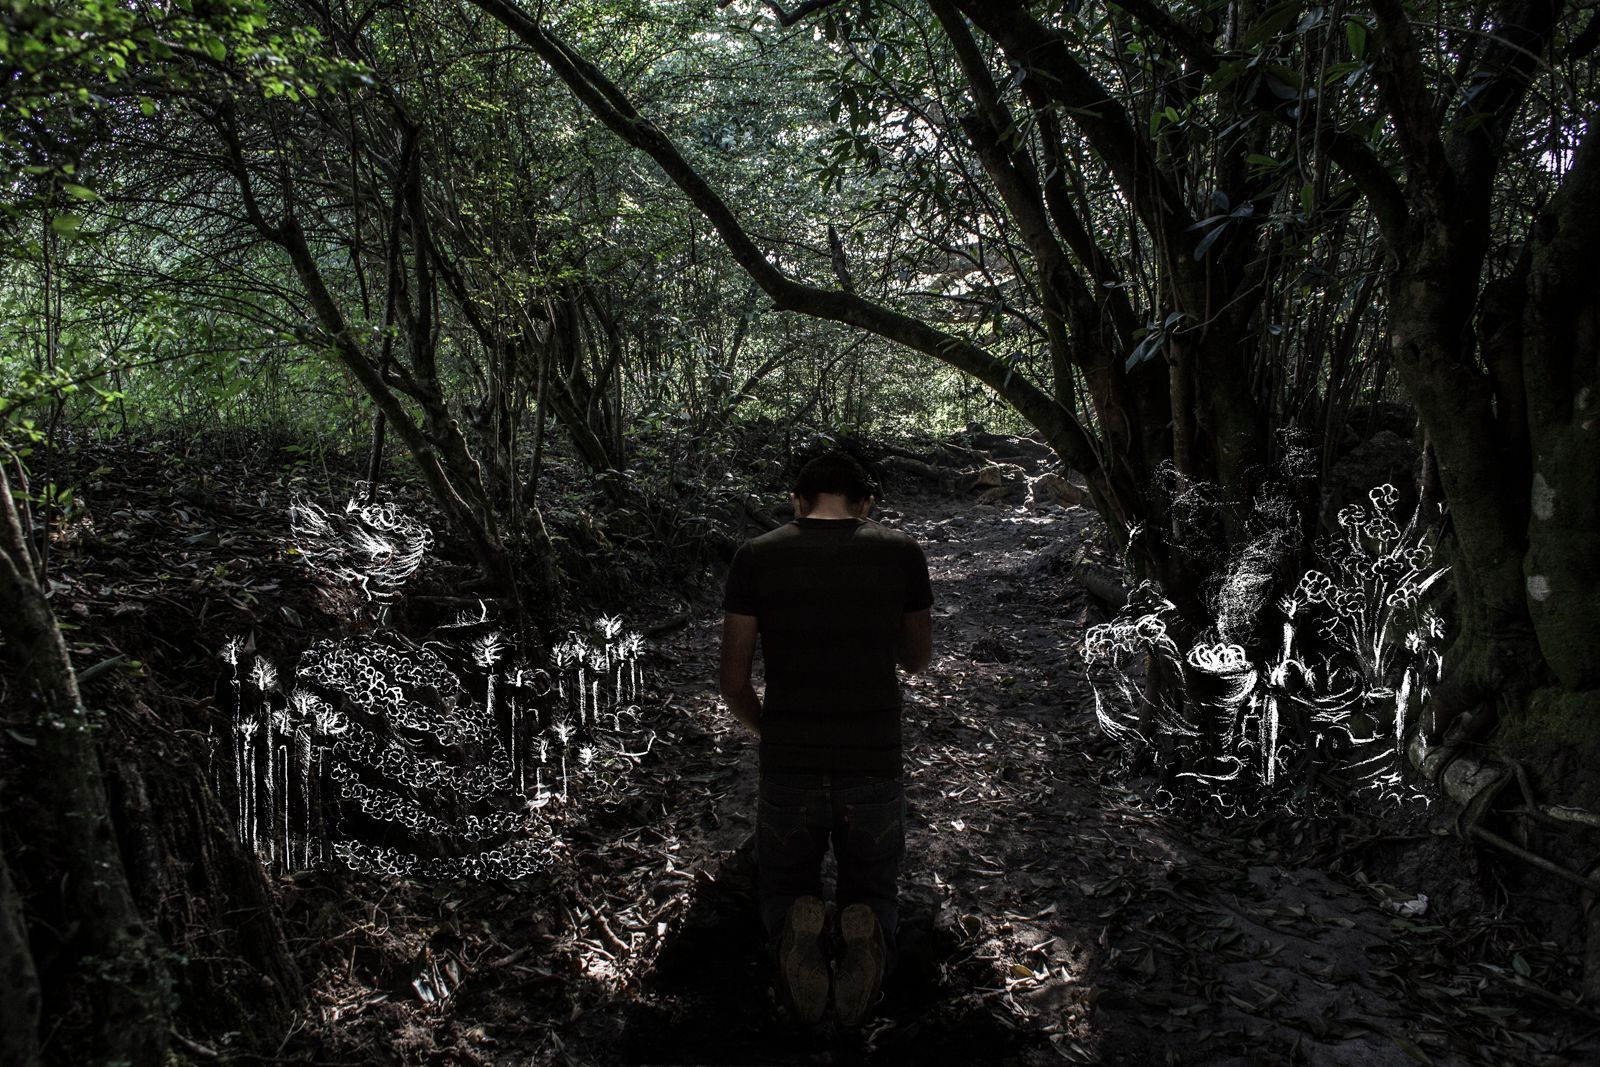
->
[1406, 729, 1600, 998]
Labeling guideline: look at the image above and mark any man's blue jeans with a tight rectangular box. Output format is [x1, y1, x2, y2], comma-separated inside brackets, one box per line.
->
[756, 770, 905, 969]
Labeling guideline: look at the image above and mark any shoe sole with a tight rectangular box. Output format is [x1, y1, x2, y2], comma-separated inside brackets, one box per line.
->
[780, 896, 828, 1025]
[833, 903, 884, 1030]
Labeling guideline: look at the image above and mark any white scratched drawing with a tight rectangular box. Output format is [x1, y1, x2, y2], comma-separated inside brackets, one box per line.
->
[215, 494, 653, 880]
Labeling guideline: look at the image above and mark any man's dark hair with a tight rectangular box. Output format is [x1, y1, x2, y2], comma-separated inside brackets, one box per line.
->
[792, 450, 879, 504]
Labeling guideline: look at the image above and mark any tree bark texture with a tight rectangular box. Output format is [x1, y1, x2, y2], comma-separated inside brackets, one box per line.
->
[0, 834, 41, 1067]
[1520, 122, 1600, 692]
[102, 711, 303, 1045]
[0, 468, 172, 1066]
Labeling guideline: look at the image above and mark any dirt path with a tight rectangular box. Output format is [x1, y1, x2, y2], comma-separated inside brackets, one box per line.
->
[550, 486, 1592, 1067]
[195, 460, 1593, 1067]
[39, 438, 1589, 1065]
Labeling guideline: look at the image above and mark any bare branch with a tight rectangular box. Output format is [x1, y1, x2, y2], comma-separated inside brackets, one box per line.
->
[1369, 0, 1453, 199]
[1109, 0, 1221, 73]
[716, 0, 845, 27]
[469, 0, 1110, 493]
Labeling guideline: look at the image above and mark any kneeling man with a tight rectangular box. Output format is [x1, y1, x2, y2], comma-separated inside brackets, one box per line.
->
[720, 451, 933, 1030]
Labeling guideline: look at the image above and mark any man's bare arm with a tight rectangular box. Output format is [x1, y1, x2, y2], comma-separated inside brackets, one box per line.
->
[719, 612, 762, 735]
[898, 607, 932, 674]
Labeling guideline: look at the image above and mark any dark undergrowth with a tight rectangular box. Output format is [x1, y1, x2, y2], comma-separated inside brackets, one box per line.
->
[5, 424, 1598, 1066]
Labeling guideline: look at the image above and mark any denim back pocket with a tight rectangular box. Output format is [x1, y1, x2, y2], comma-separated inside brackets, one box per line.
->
[758, 796, 815, 852]
[840, 796, 905, 861]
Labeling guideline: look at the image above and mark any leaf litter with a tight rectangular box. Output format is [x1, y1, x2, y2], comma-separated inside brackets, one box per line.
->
[22, 431, 1600, 1066]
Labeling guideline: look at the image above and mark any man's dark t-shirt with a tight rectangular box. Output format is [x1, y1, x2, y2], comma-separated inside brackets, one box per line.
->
[722, 517, 934, 777]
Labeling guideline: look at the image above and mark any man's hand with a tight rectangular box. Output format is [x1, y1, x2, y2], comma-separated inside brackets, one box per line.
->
[719, 612, 762, 735]
[898, 607, 932, 674]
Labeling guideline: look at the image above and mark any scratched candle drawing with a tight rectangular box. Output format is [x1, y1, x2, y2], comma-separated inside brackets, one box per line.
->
[1083, 470, 1449, 816]
[215, 486, 652, 880]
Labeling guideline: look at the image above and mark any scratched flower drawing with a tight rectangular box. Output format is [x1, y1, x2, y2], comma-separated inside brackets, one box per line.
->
[215, 490, 652, 879]
[1084, 460, 1449, 815]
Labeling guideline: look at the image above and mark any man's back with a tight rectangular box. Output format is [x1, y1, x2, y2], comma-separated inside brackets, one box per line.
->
[723, 516, 933, 776]
[720, 451, 933, 1029]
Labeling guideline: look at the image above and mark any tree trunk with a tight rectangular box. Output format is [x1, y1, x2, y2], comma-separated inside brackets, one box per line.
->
[1519, 125, 1600, 694]
[0, 835, 41, 1067]
[1476, 126, 1600, 823]
[101, 718, 302, 1045]
[1390, 283, 1548, 734]
[0, 467, 172, 1066]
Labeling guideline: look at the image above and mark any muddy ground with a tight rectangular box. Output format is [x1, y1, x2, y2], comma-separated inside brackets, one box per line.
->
[23, 438, 1600, 1066]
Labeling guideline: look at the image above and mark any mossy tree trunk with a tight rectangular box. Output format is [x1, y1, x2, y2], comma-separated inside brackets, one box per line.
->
[1366, 0, 1600, 797]
[1519, 131, 1600, 697]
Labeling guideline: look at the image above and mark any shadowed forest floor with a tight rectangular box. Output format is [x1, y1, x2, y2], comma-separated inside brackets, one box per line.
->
[545, 489, 1595, 1067]
[275, 482, 1596, 1066]
[33, 438, 1600, 1066]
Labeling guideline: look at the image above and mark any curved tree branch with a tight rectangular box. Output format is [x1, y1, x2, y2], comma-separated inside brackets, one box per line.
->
[715, 0, 845, 28]
[1370, 0, 1454, 202]
[1109, 0, 1221, 73]
[469, 0, 1119, 516]
[947, 2, 1200, 264]
[929, 0, 1092, 387]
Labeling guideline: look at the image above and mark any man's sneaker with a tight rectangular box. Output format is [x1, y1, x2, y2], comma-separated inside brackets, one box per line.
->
[777, 896, 829, 1025]
[832, 903, 886, 1030]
